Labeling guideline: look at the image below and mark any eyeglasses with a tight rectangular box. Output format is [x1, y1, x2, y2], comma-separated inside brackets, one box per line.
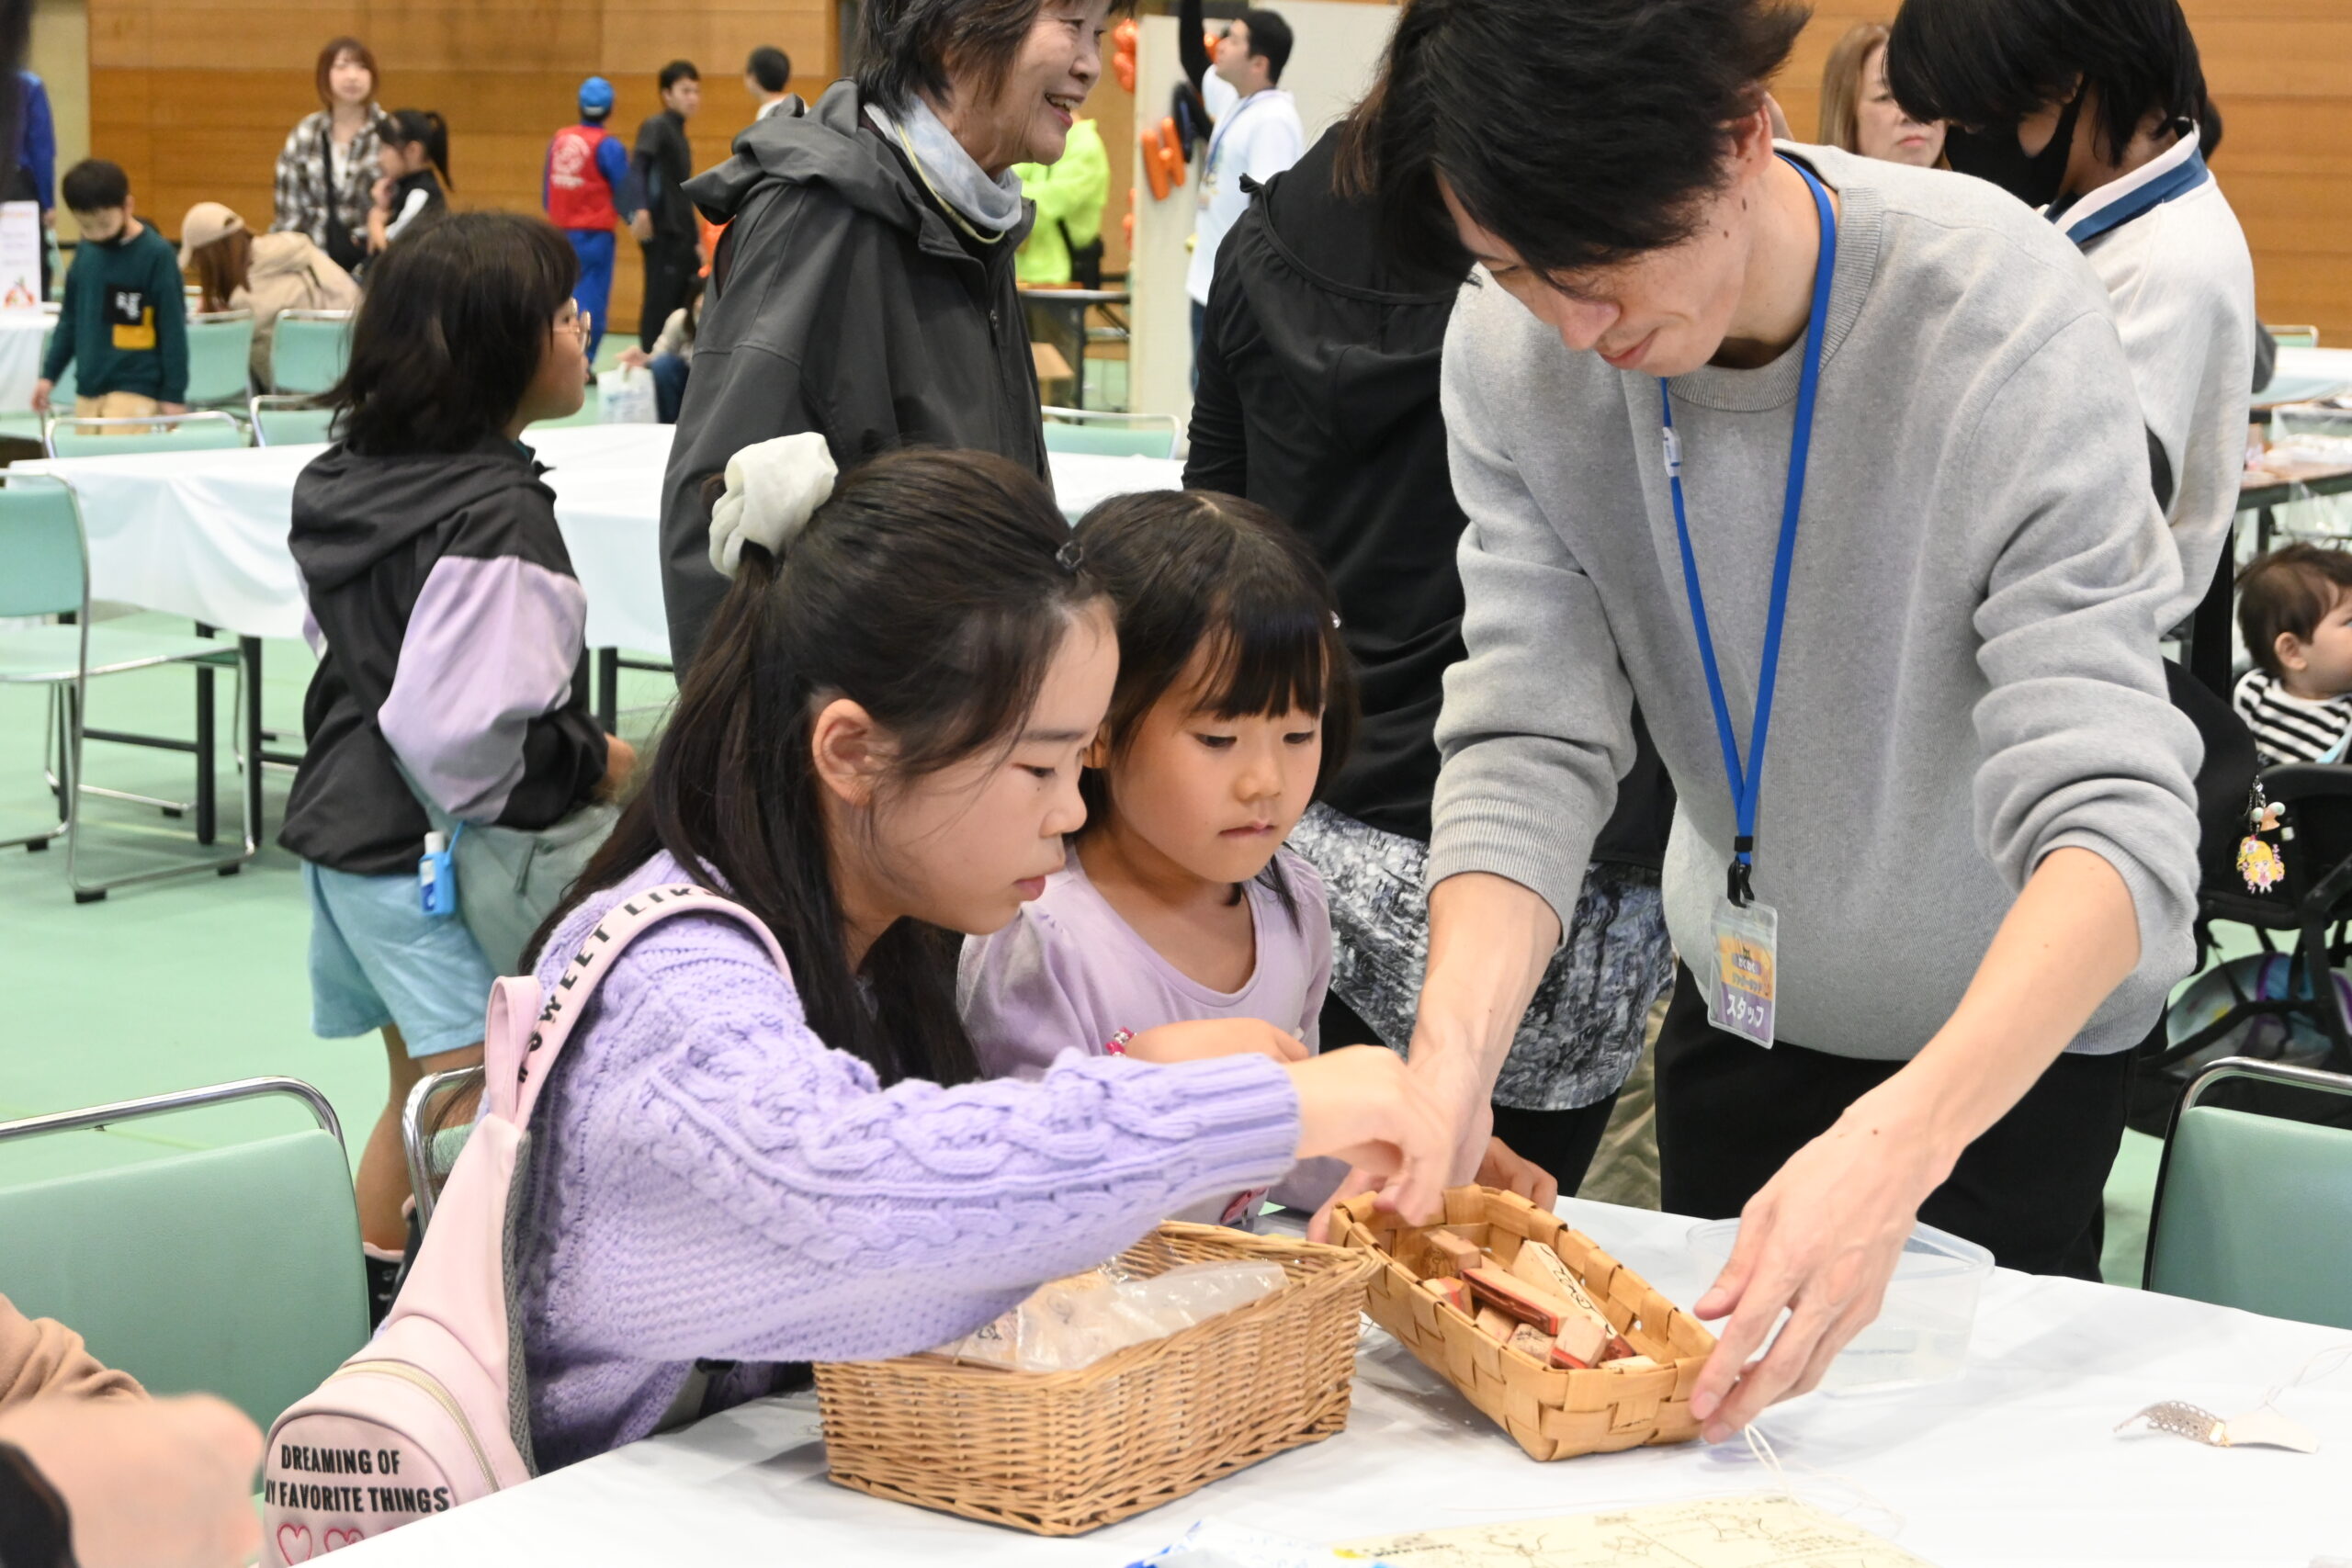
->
[559, 310, 592, 342]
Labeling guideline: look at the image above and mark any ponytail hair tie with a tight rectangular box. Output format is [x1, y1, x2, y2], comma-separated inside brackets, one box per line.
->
[1056, 539, 1084, 574]
[708, 432, 839, 578]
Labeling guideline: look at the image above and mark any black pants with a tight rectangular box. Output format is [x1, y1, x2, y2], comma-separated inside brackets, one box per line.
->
[1319, 990, 1620, 1199]
[639, 237, 700, 351]
[1654, 965, 2128, 1280]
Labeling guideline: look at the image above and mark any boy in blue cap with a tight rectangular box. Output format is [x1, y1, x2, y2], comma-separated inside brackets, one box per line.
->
[544, 76, 639, 360]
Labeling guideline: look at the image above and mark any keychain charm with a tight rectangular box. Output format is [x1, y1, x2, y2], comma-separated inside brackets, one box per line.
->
[2237, 780, 2284, 895]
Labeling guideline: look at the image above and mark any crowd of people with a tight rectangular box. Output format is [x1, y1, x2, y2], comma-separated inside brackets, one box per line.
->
[0, 0, 2303, 1557]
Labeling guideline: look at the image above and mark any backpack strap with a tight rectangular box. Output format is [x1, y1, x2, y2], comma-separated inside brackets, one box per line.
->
[481, 885, 788, 1128]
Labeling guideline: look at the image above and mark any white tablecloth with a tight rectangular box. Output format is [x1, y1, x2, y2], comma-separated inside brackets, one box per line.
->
[334, 1198, 2352, 1568]
[14, 427, 1186, 656]
[0, 308, 47, 412]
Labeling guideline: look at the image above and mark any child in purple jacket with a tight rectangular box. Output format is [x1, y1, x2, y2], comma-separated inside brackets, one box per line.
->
[512, 440, 1452, 1471]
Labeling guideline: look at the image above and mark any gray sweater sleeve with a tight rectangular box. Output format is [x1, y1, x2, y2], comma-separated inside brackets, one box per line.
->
[1425, 337, 1634, 931]
[1962, 309, 2202, 985]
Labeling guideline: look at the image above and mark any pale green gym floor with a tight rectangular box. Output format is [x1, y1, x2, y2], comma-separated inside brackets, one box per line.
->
[0, 608, 2233, 1288]
[0, 616, 673, 1184]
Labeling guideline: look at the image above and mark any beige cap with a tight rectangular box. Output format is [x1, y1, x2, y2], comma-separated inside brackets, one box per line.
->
[177, 202, 246, 266]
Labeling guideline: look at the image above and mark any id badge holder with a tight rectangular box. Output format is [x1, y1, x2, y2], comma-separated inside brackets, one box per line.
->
[418, 830, 459, 919]
[1706, 896, 1779, 1047]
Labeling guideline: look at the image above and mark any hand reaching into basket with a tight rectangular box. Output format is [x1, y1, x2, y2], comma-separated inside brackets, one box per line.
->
[1283, 1046, 1449, 1227]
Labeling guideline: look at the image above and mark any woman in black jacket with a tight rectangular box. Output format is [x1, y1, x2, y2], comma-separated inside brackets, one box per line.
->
[1188, 121, 1679, 1198]
[658, 0, 1117, 670]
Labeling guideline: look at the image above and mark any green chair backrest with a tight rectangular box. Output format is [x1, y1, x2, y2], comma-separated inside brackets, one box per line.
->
[45, 414, 251, 459]
[252, 402, 338, 448]
[2147, 1103, 2352, 1328]
[271, 313, 353, 396]
[0, 481, 85, 619]
[36, 324, 76, 405]
[1042, 419, 1178, 460]
[0, 1130, 368, 1428]
[184, 314, 257, 407]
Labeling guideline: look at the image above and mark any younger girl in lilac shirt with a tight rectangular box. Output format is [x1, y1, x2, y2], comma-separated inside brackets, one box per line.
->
[960, 491, 1361, 1223]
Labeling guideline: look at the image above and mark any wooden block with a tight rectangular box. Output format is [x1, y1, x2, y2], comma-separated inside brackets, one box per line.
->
[1552, 1312, 1609, 1369]
[1606, 1355, 1660, 1371]
[1423, 1231, 1484, 1278]
[1505, 1323, 1554, 1363]
[1607, 1334, 1638, 1362]
[1463, 1265, 1575, 1336]
[1510, 1241, 1618, 1332]
[1474, 1305, 1515, 1343]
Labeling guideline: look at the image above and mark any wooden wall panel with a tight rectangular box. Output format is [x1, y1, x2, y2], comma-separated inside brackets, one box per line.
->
[1771, 1, 2352, 344]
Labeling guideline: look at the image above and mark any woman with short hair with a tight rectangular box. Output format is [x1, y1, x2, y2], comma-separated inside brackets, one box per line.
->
[657, 0, 1121, 670]
[271, 37, 385, 273]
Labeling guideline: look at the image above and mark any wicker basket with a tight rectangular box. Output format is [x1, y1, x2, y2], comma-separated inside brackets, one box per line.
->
[812, 1221, 1377, 1536]
[1333, 1185, 1716, 1461]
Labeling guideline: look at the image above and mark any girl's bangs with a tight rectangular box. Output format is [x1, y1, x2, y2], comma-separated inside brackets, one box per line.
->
[1193, 597, 1332, 720]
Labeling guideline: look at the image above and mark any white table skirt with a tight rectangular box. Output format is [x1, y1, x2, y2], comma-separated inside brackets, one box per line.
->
[333, 1197, 2352, 1568]
[0, 308, 47, 412]
[13, 428, 1184, 657]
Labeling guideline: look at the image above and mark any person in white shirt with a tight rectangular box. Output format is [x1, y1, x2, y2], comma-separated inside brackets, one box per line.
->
[1886, 0, 2254, 630]
[1887, 0, 2259, 888]
[1181, 5, 1305, 364]
[745, 45, 793, 122]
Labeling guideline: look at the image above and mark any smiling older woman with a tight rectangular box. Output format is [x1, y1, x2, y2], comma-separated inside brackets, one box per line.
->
[657, 0, 1119, 669]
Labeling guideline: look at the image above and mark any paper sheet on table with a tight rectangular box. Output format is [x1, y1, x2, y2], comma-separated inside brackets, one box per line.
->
[1340, 1493, 1932, 1567]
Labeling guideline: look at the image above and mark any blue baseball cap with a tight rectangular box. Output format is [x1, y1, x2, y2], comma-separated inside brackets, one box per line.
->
[579, 76, 616, 117]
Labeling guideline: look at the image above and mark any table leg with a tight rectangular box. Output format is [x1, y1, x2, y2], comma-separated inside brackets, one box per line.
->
[1068, 302, 1089, 412]
[2258, 505, 2277, 555]
[193, 623, 217, 847]
[242, 637, 265, 843]
[597, 648, 619, 734]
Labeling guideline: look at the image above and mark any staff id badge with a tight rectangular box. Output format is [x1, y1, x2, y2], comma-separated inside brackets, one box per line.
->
[1706, 896, 1779, 1047]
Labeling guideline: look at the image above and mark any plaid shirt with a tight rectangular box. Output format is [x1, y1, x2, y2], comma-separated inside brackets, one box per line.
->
[271, 107, 383, 250]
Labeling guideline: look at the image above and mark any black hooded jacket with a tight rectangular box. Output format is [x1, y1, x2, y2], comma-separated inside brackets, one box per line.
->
[1185, 128, 1672, 863]
[657, 81, 1047, 670]
[281, 437, 607, 877]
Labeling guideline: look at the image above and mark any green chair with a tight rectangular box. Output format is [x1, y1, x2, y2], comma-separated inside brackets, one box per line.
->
[270, 310, 354, 396]
[0, 1078, 367, 1431]
[0, 474, 255, 899]
[40, 407, 249, 459]
[1041, 405, 1181, 460]
[184, 309, 257, 408]
[248, 392, 337, 448]
[2145, 1057, 2352, 1328]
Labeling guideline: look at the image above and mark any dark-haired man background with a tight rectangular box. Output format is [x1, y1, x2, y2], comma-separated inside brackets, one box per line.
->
[634, 58, 704, 351]
[745, 45, 794, 122]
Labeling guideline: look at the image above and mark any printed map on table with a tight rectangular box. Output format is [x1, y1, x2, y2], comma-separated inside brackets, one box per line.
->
[1340, 1493, 1930, 1568]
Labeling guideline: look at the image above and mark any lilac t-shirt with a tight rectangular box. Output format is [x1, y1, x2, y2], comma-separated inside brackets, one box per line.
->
[958, 847, 1342, 1220]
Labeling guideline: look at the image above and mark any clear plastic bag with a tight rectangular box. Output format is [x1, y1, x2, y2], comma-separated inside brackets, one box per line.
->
[936, 1260, 1289, 1373]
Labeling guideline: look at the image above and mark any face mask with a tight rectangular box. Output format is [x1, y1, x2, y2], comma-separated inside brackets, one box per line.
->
[1944, 87, 2084, 209]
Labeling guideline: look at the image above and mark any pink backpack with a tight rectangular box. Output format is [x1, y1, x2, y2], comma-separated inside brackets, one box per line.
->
[261, 885, 783, 1562]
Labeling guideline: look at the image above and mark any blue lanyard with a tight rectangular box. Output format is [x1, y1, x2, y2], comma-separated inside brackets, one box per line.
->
[1661, 154, 1836, 908]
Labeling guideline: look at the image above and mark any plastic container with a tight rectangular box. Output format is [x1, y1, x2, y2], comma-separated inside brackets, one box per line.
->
[1686, 1217, 1993, 1394]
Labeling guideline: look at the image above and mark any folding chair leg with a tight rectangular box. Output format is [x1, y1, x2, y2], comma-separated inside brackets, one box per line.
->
[64, 661, 258, 903]
[194, 629, 218, 847]
[0, 688, 71, 857]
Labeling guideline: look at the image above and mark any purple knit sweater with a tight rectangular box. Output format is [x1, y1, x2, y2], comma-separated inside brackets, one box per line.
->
[514, 852, 1303, 1472]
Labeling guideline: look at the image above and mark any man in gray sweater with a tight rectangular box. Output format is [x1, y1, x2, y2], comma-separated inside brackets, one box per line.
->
[1328, 0, 2200, 1440]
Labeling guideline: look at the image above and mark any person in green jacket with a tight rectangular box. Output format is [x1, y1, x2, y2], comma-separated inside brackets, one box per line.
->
[34, 159, 190, 431]
[1014, 117, 1109, 399]
[1012, 117, 1109, 286]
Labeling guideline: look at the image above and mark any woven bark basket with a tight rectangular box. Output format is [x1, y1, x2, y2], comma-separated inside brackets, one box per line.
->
[1333, 1185, 1716, 1461]
[812, 1221, 1377, 1536]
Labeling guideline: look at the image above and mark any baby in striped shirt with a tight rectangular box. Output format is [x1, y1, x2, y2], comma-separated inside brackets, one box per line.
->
[2233, 543, 2352, 766]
